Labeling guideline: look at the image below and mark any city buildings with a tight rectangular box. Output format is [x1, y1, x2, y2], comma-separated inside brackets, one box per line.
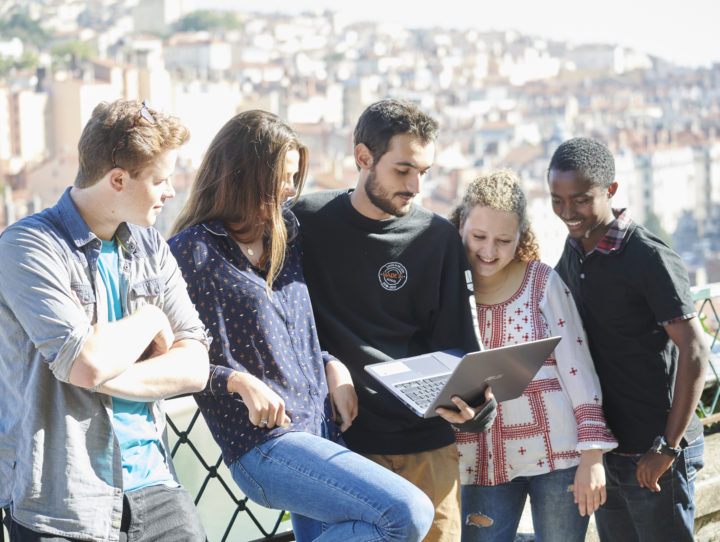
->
[1, 0, 719, 274]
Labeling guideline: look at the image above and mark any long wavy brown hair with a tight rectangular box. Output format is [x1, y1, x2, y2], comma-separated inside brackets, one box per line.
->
[171, 110, 308, 287]
[448, 170, 540, 262]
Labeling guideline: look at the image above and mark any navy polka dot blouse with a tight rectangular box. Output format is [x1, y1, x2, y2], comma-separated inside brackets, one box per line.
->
[169, 215, 339, 465]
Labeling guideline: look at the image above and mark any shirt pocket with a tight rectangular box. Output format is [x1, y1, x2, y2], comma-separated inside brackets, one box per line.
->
[129, 276, 165, 308]
[70, 282, 96, 321]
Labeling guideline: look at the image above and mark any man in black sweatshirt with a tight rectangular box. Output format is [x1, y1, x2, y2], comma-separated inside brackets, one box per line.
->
[293, 99, 496, 541]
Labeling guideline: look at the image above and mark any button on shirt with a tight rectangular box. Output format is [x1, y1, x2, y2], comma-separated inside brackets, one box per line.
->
[169, 216, 339, 466]
[0, 188, 209, 541]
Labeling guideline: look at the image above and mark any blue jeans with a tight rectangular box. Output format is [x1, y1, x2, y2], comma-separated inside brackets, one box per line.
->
[4, 484, 205, 541]
[595, 435, 704, 542]
[230, 431, 434, 542]
[461, 466, 588, 542]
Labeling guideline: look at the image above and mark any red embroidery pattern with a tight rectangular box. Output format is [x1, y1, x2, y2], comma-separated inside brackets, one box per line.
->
[525, 378, 562, 394]
[456, 261, 615, 486]
[574, 404, 610, 424]
[577, 424, 616, 442]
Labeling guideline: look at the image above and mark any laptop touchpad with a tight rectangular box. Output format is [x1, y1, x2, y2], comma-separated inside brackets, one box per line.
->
[431, 351, 463, 371]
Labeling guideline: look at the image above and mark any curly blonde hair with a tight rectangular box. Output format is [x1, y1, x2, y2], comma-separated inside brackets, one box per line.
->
[448, 170, 540, 262]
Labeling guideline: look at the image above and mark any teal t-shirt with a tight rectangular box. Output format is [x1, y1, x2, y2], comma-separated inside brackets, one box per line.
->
[98, 238, 174, 492]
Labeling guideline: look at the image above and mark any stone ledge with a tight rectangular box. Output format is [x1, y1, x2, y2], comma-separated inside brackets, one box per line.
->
[695, 431, 720, 542]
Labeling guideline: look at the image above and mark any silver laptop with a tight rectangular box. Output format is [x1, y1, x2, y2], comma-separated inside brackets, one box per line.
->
[364, 336, 561, 418]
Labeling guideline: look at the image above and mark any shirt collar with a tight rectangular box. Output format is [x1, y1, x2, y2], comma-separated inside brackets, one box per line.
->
[56, 187, 142, 256]
[56, 187, 95, 248]
[115, 223, 143, 257]
[568, 208, 632, 256]
[200, 213, 299, 241]
[201, 219, 231, 237]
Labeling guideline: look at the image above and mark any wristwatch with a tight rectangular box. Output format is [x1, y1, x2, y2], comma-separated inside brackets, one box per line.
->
[650, 435, 681, 457]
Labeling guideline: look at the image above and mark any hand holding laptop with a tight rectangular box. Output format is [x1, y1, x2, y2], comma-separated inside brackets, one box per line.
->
[435, 386, 494, 423]
[364, 336, 561, 419]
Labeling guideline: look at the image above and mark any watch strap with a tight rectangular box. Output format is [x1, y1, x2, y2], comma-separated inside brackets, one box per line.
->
[652, 435, 681, 457]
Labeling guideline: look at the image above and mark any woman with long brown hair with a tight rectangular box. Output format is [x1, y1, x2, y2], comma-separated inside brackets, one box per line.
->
[169, 110, 433, 542]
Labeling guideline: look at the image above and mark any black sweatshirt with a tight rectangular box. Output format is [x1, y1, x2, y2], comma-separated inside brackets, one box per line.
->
[293, 190, 480, 454]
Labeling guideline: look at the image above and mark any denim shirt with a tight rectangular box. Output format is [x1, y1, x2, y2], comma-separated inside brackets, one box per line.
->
[0, 188, 209, 541]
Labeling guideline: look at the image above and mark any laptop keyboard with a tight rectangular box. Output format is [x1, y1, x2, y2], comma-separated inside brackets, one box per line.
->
[395, 375, 449, 409]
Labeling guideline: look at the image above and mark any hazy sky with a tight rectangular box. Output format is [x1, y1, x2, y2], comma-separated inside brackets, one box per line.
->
[208, 0, 719, 68]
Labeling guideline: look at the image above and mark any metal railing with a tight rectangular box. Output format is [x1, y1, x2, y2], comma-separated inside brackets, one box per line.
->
[692, 283, 720, 425]
[164, 397, 294, 542]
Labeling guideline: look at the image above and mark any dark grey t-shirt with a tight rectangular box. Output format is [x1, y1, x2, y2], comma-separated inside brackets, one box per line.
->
[556, 220, 702, 454]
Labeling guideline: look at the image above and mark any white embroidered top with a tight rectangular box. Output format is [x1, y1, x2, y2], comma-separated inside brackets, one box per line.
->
[456, 260, 617, 486]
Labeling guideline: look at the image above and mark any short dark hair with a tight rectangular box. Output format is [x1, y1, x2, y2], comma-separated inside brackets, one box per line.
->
[75, 99, 189, 187]
[353, 99, 439, 169]
[547, 137, 615, 189]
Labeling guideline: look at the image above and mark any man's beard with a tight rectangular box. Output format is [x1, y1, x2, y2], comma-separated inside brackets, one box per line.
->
[364, 168, 414, 217]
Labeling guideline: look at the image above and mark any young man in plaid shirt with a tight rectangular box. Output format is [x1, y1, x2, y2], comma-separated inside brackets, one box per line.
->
[548, 137, 708, 542]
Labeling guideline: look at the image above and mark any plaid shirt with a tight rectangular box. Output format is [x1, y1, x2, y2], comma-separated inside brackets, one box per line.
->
[568, 208, 632, 257]
[568, 208, 694, 326]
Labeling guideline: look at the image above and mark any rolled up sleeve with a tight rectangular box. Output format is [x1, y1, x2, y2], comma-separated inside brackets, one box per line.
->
[0, 227, 94, 383]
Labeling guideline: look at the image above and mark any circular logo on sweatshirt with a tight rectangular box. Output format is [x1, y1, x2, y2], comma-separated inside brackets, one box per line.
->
[378, 262, 408, 291]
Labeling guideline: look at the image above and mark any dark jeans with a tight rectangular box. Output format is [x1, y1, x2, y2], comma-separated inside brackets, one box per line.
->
[595, 435, 704, 542]
[4, 485, 205, 541]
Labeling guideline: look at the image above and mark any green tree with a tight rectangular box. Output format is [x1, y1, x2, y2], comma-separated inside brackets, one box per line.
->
[644, 212, 673, 248]
[0, 51, 40, 77]
[51, 41, 95, 70]
[0, 56, 14, 77]
[326, 52, 345, 63]
[15, 50, 40, 71]
[0, 13, 49, 48]
[174, 10, 242, 32]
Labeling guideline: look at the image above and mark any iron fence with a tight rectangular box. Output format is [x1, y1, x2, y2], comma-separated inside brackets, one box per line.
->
[165, 397, 294, 542]
[692, 283, 720, 425]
